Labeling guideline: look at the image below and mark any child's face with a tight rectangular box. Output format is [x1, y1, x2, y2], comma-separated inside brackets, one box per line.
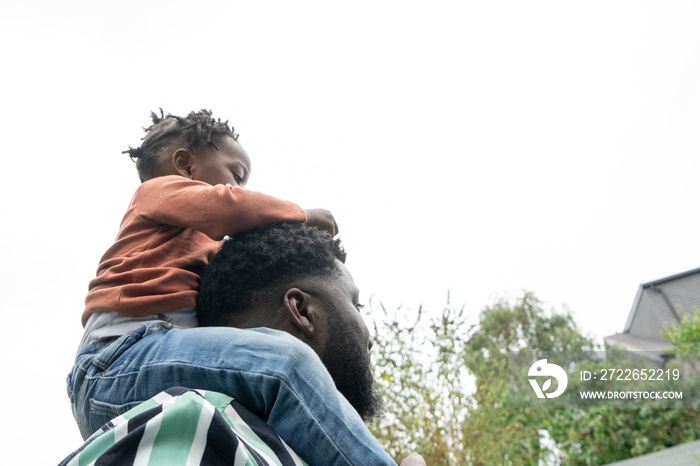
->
[189, 136, 251, 187]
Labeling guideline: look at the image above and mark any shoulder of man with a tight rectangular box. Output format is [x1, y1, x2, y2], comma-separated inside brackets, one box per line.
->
[59, 387, 308, 466]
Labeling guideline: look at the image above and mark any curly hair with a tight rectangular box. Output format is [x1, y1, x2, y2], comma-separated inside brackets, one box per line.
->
[123, 109, 239, 182]
[197, 223, 347, 326]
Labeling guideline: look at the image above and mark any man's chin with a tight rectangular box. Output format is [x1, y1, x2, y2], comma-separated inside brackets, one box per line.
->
[324, 358, 385, 420]
[337, 370, 385, 421]
[358, 387, 385, 421]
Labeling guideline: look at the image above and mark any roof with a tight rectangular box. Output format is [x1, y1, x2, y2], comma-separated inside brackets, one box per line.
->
[602, 333, 672, 363]
[624, 267, 700, 331]
[604, 439, 700, 465]
[637, 266, 700, 288]
[606, 267, 700, 350]
[604, 268, 700, 353]
[603, 332, 673, 352]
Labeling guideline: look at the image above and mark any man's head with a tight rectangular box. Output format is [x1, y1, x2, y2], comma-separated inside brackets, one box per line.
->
[197, 223, 383, 420]
[124, 109, 251, 187]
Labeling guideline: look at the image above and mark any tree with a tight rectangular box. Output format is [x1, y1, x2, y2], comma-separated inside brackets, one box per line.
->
[369, 292, 594, 465]
[544, 310, 700, 464]
[368, 292, 700, 465]
[664, 307, 700, 359]
[368, 299, 472, 464]
[460, 292, 594, 465]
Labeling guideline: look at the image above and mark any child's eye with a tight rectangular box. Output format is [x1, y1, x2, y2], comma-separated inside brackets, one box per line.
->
[355, 303, 365, 312]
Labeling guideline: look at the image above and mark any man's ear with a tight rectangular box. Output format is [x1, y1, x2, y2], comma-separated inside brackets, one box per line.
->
[283, 288, 317, 339]
[172, 148, 193, 178]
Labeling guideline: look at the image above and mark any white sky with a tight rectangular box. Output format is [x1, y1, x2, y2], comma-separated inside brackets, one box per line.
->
[2, 1, 699, 463]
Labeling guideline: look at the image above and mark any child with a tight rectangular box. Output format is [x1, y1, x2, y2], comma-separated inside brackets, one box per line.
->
[67, 109, 396, 465]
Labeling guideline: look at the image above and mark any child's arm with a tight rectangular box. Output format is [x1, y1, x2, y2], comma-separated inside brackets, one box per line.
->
[137, 177, 331, 239]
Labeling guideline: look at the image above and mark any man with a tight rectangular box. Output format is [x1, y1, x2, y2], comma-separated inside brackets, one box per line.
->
[197, 222, 425, 465]
[61, 223, 425, 466]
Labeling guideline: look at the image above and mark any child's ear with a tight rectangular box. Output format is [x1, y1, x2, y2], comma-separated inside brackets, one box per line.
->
[172, 149, 193, 178]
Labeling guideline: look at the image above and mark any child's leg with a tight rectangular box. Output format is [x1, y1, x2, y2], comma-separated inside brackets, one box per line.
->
[67, 324, 395, 466]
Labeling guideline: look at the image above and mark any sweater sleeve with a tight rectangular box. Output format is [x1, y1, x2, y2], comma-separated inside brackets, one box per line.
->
[136, 176, 307, 240]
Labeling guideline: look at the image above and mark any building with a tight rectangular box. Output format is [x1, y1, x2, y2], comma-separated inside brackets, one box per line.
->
[604, 267, 700, 364]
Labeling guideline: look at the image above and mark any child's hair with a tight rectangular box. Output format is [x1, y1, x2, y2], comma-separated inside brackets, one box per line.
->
[123, 109, 239, 182]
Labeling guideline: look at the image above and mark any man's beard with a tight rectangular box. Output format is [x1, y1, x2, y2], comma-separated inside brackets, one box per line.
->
[321, 311, 384, 421]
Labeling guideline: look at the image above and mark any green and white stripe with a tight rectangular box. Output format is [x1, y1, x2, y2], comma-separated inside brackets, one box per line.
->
[60, 388, 309, 466]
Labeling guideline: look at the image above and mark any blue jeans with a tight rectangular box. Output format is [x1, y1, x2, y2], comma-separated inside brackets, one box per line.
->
[67, 325, 396, 466]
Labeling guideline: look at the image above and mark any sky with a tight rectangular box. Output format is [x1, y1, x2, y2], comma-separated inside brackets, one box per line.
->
[2, 1, 699, 463]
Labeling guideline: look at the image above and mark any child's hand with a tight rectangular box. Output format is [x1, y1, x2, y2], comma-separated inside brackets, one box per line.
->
[400, 453, 427, 466]
[304, 209, 339, 236]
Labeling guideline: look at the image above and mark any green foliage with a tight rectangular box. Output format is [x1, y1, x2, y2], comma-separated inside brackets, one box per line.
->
[367, 300, 471, 464]
[368, 292, 700, 466]
[368, 292, 592, 464]
[546, 347, 700, 463]
[664, 307, 700, 359]
[547, 406, 700, 464]
[461, 292, 594, 465]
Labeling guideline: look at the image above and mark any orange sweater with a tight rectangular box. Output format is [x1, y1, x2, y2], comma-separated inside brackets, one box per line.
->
[83, 176, 307, 326]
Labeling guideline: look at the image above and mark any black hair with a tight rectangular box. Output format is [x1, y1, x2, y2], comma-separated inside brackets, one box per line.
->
[197, 223, 347, 326]
[123, 109, 239, 182]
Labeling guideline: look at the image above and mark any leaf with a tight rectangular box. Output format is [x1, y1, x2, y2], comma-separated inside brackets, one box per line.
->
[542, 379, 552, 392]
